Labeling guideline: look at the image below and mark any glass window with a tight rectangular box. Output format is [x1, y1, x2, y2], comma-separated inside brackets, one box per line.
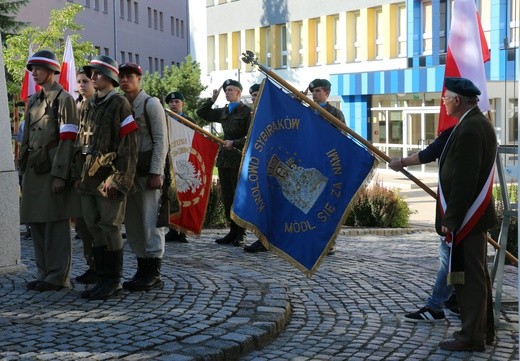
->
[127, 0, 132, 20]
[119, 0, 124, 18]
[148, 57, 153, 72]
[439, 0, 448, 53]
[354, 12, 361, 61]
[312, 18, 320, 65]
[510, 0, 519, 47]
[265, 27, 271, 67]
[423, 1, 433, 55]
[135, 54, 139, 65]
[121, 51, 125, 63]
[332, 15, 341, 63]
[147, 7, 151, 27]
[293, 21, 303, 66]
[207, 36, 215, 73]
[281, 24, 288, 68]
[160, 12, 163, 31]
[397, 3, 407, 57]
[134, 2, 138, 23]
[181, 20, 184, 38]
[154, 9, 158, 30]
[103, 0, 108, 12]
[479, 0, 491, 47]
[375, 8, 383, 59]
[85, 0, 90, 8]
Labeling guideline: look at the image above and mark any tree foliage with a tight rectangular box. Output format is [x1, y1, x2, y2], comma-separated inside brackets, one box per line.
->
[0, 0, 29, 36]
[141, 55, 207, 124]
[3, 3, 95, 95]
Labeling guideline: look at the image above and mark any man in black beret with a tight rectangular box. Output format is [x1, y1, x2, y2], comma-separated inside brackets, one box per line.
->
[249, 83, 260, 105]
[436, 77, 497, 352]
[197, 79, 251, 247]
[308, 78, 345, 124]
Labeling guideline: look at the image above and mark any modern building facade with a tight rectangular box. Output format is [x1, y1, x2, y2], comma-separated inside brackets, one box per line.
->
[199, 0, 519, 174]
[16, 0, 189, 74]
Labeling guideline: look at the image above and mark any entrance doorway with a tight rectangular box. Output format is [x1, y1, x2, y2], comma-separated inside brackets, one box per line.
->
[371, 106, 439, 174]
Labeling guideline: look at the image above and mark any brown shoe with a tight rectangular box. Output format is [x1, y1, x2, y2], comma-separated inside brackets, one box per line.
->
[439, 338, 485, 352]
[34, 281, 63, 292]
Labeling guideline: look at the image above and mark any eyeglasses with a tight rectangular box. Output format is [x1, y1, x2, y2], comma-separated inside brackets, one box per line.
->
[441, 95, 455, 101]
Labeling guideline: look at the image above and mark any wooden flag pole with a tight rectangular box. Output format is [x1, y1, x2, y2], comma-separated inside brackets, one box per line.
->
[241, 51, 518, 267]
[165, 108, 225, 146]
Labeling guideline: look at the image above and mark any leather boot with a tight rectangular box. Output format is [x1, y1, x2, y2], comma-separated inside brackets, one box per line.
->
[81, 246, 105, 299]
[89, 248, 124, 300]
[122, 258, 145, 290]
[126, 258, 164, 292]
[215, 223, 237, 244]
[231, 226, 246, 247]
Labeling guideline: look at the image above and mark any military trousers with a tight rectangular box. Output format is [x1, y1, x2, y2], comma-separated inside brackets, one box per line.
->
[80, 194, 126, 251]
[30, 220, 72, 287]
[125, 180, 166, 259]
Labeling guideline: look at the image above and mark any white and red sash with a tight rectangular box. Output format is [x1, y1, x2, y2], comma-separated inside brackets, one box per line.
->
[439, 161, 495, 245]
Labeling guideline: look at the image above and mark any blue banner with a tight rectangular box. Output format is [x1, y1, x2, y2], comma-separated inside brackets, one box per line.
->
[232, 79, 376, 275]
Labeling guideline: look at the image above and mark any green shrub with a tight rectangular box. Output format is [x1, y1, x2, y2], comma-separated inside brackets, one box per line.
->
[204, 180, 228, 228]
[345, 182, 411, 228]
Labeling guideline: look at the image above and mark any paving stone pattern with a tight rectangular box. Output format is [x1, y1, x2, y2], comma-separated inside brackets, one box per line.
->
[0, 228, 517, 360]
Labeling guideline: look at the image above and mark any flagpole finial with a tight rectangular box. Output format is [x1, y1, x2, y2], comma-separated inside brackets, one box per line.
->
[241, 50, 257, 65]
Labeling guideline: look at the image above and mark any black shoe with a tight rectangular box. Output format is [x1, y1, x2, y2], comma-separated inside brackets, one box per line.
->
[438, 338, 485, 352]
[244, 240, 267, 253]
[26, 280, 41, 290]
[165, 229, 188, 243]
[125, 258, 164, 292]
[34, 281, 63, 292]
[75, 269, 98, 284]
[216, 231, 236, 245]
[231, 234, 246, 247]
[22, 232, 32, 240]
[404, 307, 445, 322]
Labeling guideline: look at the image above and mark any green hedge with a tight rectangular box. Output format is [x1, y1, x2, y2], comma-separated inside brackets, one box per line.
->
[345, 182, 411, 228]
[204, 180, 228, 228]
[205, 181, 412, 229]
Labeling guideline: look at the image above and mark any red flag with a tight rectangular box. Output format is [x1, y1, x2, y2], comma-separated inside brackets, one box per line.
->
[438, 0, 490, 134]
[168, 115, 219, 235]
[58, 36, 78, 100]
[19, 45, 40, 102]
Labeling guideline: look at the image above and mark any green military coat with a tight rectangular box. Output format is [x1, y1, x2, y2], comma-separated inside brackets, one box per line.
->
[20, 82, 80, 223]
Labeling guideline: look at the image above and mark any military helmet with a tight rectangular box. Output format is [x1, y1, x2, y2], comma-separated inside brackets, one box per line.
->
[26, 50, 61, 74]
[84, 55, 120, 87]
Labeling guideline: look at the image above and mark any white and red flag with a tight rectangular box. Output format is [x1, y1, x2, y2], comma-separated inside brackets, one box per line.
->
[438, 0, 490, 134]
[58, 36, 78, 100]
[19, 45, 40, 102]
[167, 115, 219, 235]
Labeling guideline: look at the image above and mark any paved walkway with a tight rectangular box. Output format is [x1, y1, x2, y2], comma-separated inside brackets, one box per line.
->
[0, 228, 517, 360]
[0, 171, 517, 360]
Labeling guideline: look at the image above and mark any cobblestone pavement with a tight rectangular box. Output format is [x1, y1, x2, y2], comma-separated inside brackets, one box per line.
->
[0, 228, 517, 360]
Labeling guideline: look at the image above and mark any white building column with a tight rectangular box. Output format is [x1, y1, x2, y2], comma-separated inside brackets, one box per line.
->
[0, 35, 24, 275]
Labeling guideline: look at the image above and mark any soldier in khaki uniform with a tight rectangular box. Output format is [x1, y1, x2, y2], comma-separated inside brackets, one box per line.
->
[118, 63, 168, 292]
[197, 79, 251, 246]
[20, 50, 80, 292]
[76, 55, 138, 300]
